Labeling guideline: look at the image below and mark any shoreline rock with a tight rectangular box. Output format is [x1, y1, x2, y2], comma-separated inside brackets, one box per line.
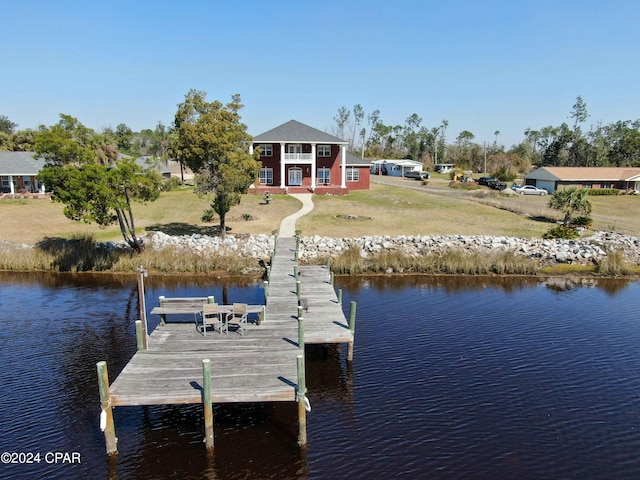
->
[141, 231, 640, 267]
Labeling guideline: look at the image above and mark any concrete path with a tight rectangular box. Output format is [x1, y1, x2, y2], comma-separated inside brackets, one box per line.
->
[278, 194, 314, 237]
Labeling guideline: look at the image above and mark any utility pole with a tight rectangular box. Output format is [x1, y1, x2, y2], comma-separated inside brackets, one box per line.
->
[483, 141, 487, 176]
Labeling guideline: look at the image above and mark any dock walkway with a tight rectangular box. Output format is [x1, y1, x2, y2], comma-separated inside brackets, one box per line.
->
[108, 237, 352, 408]
[100, 193, 355, 453]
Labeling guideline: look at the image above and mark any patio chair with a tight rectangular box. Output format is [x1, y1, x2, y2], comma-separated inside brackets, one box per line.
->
[229, 303, 248, 336]
[197, 303, 226, 336]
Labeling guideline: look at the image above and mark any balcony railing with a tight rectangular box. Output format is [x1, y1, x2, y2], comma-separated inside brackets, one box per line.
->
[284, 153, 313, 161]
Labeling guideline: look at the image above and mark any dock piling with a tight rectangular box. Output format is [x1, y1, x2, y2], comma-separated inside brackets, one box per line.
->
[135, 320, 144, 351]
[136, 267, 148, 349]
[296, 354, 307, 447]
[297, 306, 305, 350]
[96, 361, 118, 455]
[202, 359, 214, 451]
[347, 301, 357, 361]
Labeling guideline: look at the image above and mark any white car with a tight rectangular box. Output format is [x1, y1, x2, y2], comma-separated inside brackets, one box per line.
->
[514, 185, 548, 196]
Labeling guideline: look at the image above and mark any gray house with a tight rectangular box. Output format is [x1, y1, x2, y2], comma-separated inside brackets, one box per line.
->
[0, 151, 46, 194]
[524, 167, 640, 193]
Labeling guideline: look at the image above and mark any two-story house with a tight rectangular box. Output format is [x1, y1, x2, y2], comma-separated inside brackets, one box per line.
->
[250, 120, 370, 194]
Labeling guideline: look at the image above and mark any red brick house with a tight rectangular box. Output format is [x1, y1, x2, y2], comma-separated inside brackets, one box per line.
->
[250, 120, 370, 194]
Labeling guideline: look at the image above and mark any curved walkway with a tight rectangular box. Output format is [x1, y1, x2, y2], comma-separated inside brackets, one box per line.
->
[278, 194, 314, 237]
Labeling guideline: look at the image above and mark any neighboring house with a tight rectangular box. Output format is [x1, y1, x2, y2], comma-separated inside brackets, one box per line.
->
[0, 151, 46, 194]
[524, 167, 640, 193]
[250, 120, 370, 194]
[434, 163, 455, 174]
[370, 159, 423, 177]
[135, 156, 174, 178]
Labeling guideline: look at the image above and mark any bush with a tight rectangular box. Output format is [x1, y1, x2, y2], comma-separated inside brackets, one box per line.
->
[201, 209, 216, 223]
[493, 167, 517, 182]
[543, 225, 579, 239]
[161, 176, 180, 191]
[569, 216, 593, 228]
[586, 188, 620, 196]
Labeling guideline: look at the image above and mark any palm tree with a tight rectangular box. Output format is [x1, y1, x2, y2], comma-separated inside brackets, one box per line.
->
[548, 187, 592, 225]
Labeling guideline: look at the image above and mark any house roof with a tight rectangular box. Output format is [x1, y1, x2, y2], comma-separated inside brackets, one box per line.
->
[135, 156, 173, 175]
[344, 153, 371, 167]
[0, 151, 44, 175]
[526, 167, 640, 182]
[370, 158, 422, 167]
[253, 120, 347, 144]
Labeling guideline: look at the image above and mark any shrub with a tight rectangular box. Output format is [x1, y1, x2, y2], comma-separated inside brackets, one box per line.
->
[493, 167, 517, 182]
[241, 213, 254, 221]
[161, 176, 181, 191]
[586, 188, 620, 196]
[543, 225, 579, 239]
[569, 216, 593, 228]
[201, 209, 216, 223]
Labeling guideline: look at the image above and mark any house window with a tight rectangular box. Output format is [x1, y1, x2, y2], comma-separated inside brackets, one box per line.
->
[259, 167, 273, 185]
[318, 167, 331, 185]
[346, 168, 359, 182]
[318, 145, 331, 157]
[258, 144, 272, 156]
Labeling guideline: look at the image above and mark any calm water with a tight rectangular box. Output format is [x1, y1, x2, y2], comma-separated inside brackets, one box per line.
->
[0, 272, 639, 479]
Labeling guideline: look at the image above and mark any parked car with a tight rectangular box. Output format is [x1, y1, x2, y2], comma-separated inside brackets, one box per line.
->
[405, 170, 430, 180]
[477, 177, 496, 186]
[514, 185, 548, 196]
[477, 177, 507, 190]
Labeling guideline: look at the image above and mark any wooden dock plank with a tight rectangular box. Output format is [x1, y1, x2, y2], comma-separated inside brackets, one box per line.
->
[109, 235, 353, 409]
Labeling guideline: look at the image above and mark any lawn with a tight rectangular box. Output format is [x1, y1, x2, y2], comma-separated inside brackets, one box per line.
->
[2, 183, 639, 246]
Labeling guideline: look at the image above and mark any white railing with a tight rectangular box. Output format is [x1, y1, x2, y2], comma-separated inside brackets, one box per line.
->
[284, 153, 313, 161]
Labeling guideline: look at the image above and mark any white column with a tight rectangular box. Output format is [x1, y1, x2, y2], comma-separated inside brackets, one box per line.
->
[340, 145, 347, 188]
[280, 143, 286, 188]
[310, 143, 316, 190]
[249, 144, 254, 155]
[9, 175, 15, 194]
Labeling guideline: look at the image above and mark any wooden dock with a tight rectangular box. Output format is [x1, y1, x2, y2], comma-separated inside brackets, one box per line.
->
[99, 236, 354, 453]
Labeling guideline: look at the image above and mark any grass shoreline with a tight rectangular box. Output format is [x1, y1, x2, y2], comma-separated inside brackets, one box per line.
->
[1, 233, 638, 279]
[1, 182, 639, 278]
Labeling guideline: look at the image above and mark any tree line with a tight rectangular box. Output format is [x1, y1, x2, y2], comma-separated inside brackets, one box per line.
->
[332, 96, 640, 177]
[0, 114, 172, 158]
[1, 90, 258, 251]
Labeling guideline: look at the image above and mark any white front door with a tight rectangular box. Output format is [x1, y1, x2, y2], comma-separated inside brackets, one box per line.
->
[288, 167, 302, 186]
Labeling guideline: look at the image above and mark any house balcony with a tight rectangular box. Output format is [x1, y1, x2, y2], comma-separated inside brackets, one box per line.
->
[284, 153, 313, 162]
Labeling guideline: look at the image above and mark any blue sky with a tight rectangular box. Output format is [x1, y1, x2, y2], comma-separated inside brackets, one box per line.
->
[3, 0, 640, 147]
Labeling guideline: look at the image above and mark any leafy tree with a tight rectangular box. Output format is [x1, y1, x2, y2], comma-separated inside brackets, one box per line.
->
[453, 130, 475, 164]
[35, 114, 99, 165]
[548, 187, 592, 225]
[0, 115, 17, 134]
[172, 90, 260, 238]
[35, 114, 161, 252]
[605, 120, 640, 166]
[149, 121, 171, 158]
[115, 123, 134, 151]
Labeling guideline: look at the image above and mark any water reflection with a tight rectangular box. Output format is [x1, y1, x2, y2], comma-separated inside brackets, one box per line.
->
[0, 272, 638, 479]
[337, 273, 632, 296]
